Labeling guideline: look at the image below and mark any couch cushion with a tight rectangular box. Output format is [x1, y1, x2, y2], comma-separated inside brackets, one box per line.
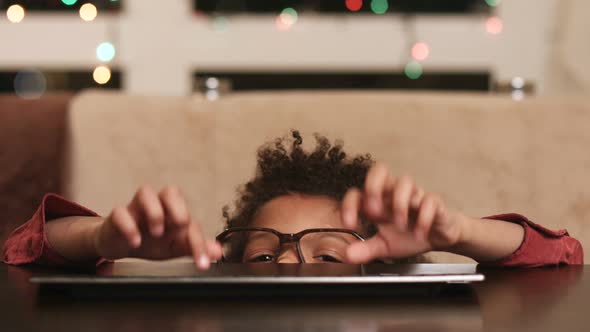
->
[66, 90, 590, 263]
[64, 90, 217, 230]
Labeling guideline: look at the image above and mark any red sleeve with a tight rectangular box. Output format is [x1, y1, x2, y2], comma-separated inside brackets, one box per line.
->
[478, 213, 584, 268]
[2, 193, 109, 267]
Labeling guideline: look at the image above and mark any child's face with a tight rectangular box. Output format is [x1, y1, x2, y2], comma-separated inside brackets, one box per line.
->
[249, 194, 353, 263]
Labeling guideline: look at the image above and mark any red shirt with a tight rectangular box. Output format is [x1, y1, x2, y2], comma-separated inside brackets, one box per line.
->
[1, 193, 584, 267]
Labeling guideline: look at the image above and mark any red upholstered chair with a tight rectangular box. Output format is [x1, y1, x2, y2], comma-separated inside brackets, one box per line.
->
[0, 93, 73, 246]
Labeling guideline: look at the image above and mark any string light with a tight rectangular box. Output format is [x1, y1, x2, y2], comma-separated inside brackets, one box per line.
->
[486, 16, 503, 35]
[93, 66, 111, 84]
[96, 42, 116, 62]
[485, 0, 502, 7]
[205, 77, 220, 90]
[404, 61, 423, 80]
[6, 4, 25, 23]
[511, 77, 525, 90]
[276, 8, 298, 31]
[61, 0, 78, 5]
[370, 0, 389, 15]
[411, 42, 430, 61]
[213, 16, 229, 32]
[345, 0, 363, 12]
[80, 3, 97, 22]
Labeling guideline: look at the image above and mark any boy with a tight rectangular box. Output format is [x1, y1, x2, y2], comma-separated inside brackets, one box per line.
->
[3, 131, 583, 269]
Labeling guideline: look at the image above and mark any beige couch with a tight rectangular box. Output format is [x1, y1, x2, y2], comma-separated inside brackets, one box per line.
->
[63, 90, 590, 263]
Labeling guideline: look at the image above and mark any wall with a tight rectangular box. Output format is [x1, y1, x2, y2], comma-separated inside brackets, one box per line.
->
[0, 0, 560, 96]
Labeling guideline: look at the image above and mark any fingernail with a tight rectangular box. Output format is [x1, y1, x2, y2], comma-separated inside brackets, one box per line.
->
[370, 200, 380, 214]
[152, 225, 164, 237]
[132, 235, 141, 248]
[343, 212, 354, 226]
[198, 255, 210, 269]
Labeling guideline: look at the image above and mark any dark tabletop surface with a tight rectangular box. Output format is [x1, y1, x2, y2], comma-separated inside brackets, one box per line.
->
[1, 263, 588, 332]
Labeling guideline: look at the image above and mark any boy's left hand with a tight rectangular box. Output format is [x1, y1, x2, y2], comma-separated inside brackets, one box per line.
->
[341, 162, 466, 263]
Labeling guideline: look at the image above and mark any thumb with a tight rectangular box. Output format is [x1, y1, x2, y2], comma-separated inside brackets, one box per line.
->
[345, 236, 389, 264]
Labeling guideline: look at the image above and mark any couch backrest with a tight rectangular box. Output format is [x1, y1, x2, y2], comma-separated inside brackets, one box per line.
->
[66, 90, 590, 262]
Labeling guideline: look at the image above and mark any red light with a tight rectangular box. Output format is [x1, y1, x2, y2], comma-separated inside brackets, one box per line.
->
[346, 0, 363, 12]
[486, 16, 503, 35]
[411, 42, 430, 61]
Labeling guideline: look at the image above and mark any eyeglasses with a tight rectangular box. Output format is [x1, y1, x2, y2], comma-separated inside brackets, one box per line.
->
[216, 227, 365, 264]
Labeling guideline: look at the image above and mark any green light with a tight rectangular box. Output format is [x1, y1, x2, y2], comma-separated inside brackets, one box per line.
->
[281, 7, 298, 23]
[371, 0, 389, 15]
[485, 0, 501, 7]
[404, 61, 423, 80]
[213, 16, 229, 32]
[96, 42, 116, 62]
[61, 0, 78, 5]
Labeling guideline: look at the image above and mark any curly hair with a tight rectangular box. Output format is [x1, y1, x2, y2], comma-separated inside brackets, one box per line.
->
[222, 130, 376, 236]
[222, 130, 425, 264]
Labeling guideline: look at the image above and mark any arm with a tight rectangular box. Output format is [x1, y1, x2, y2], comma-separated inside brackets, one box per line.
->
[2, 193, 103, 267]
[44, 216, 104, 263]
[341, 163, 583, 266]
[446, 213, 525, 262]
[3, 187, 222, 270]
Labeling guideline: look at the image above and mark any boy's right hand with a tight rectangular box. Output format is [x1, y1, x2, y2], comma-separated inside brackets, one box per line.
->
[93, 186, 222, 270]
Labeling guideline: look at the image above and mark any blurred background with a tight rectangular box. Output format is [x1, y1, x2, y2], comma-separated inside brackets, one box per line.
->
[1, 0, 589, 99]
[3, 0, 590, 257]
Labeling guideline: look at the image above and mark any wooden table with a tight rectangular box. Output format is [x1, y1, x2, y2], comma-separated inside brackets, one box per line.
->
[1, 263, 588, 332]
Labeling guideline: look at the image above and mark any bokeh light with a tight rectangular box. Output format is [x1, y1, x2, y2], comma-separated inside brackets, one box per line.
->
[371, 0, 389, 15]
[80, 3, 98, 22]
[511, 77, 525, 90]
[276, 8, 298, 30]
[14, 69, 47, 99]
[345, 0, 363, 12]
[485, 0, 502, 7]
[213, 16, 229, 32]
[205, 77, 220, 90]
[61, 0, 78, 6]
[6, 4, 25, 23]
[404, 61, 423, 80]
[486, 16, 503, 35]
[96, 42, 116, 62]
[411, 42, 430, 61]
[93, 66, 111, 84]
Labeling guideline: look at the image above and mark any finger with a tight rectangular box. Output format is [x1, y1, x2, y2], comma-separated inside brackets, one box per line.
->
[341, 188, 362, 229]
[409, 188, 425, 210]
[391, 176, 415, 231]
[188, 221, 210, 270]
[363, 163, 390, 218]
[159, 186, 190, 228]
[109, 207, 141, 248]
[206, 240, 223, 261]
[415, 194, 438, 240]
[131, 186, 165, 237]
[345, 236, 390, 264]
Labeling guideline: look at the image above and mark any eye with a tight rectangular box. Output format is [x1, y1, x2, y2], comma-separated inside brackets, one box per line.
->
[314, 255, 342, 263]
[246, 254, 275, 263]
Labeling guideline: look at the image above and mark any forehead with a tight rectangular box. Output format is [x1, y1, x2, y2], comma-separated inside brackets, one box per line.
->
[251, 194, 344, 233]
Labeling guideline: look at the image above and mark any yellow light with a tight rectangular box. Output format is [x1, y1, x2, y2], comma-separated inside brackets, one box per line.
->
[93, 66, 111, 84]
[80, 3, 97, 22]
[6, 4, 25, 23]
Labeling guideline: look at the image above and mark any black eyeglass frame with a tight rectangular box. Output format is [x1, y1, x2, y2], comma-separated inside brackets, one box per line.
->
[216, 227, 366, 263]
